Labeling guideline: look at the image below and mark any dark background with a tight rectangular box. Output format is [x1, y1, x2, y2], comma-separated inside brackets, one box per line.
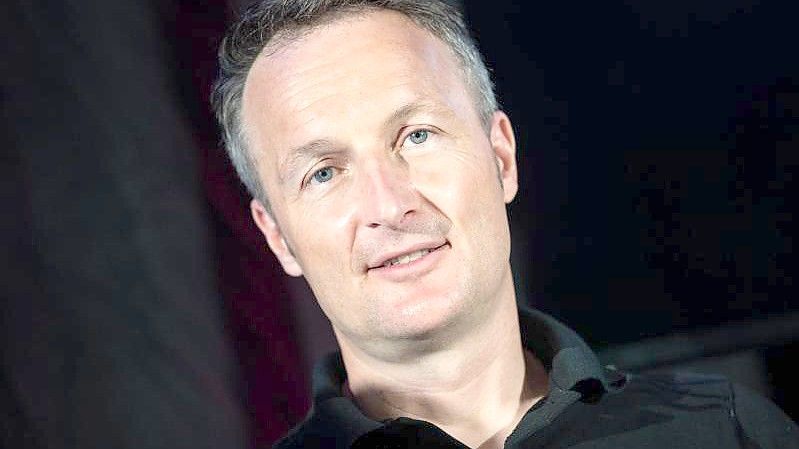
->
[2, 0, 796, 448]
[469, 0, 797, 345]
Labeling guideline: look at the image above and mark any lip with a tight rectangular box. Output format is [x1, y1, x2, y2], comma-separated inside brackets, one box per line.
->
[366, 241, 450, 280]
[367, 239, 449, 270]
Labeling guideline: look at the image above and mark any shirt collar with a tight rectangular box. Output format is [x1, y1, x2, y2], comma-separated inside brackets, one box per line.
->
[303, 307, 608, 447]
[517, 306, 610, 393]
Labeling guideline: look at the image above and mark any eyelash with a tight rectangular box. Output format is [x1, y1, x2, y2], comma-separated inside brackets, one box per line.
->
[304, 164, 338, 188]
[399, 127, 434, 148]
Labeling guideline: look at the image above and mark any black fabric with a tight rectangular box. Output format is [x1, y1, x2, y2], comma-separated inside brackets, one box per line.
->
[351, 418, 470, 449]
[275, 308, 799, 448]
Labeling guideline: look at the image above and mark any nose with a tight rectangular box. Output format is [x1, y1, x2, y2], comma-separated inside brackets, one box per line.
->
[357, 156, 419, 229]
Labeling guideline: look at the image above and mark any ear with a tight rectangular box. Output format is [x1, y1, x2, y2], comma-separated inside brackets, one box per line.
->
[489, 110, 518, 204]
[250, 199, 303, 277]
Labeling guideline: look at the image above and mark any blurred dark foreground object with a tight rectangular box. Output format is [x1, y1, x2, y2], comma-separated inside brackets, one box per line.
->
[1, 1, 247, 448]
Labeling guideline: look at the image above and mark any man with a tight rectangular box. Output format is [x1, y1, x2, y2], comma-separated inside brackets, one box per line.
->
[212, 1, 798, 447]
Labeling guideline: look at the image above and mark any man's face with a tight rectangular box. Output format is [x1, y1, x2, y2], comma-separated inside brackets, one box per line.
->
[243, 11, 518, 348]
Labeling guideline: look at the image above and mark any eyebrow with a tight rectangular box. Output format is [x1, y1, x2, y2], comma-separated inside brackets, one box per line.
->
[383, 100, 452, 131]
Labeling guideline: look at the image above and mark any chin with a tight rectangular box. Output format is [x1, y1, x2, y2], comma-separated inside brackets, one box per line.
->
[373, 287, 468, 340]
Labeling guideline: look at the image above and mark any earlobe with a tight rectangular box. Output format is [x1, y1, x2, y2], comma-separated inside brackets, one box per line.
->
[250, 199, 303, 277]
[490, 111, 519, 204]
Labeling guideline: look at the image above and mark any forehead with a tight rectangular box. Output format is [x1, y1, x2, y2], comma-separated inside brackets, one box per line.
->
[241, 10, 474, 166]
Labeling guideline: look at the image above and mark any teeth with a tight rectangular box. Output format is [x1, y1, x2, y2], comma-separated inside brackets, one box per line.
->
[383, 248, 432, 267]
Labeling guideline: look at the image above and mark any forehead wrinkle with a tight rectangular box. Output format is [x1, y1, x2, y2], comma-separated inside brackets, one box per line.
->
[243, 10, 477, 192]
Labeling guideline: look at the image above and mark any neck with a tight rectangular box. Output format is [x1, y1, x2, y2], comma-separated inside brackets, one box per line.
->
[337, 277, 549, 448]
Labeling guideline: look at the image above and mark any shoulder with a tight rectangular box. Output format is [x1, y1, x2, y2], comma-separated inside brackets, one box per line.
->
[729, 381, 799, 448]
[615, 369, 734, 402]
[593, 369, 798, 449]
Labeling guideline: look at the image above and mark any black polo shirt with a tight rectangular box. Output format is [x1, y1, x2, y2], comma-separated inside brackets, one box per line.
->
[274, 307, 798, 448]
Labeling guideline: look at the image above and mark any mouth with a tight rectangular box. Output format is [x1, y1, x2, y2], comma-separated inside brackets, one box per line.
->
[367, 241, 450, 275]
[380, 243, 447, 268]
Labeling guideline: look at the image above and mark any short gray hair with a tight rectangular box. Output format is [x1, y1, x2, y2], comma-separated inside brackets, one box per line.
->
[211, 0, 498, 206]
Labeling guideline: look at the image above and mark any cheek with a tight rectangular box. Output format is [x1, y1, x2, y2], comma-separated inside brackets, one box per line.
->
[413, 149, 510, 257]
[288, 205, 355, 271]
[411, 146, 503, 212]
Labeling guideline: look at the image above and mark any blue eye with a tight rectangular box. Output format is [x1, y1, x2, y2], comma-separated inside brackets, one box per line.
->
[406, 130, 429, 145]
[311, 166, 335, 184]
